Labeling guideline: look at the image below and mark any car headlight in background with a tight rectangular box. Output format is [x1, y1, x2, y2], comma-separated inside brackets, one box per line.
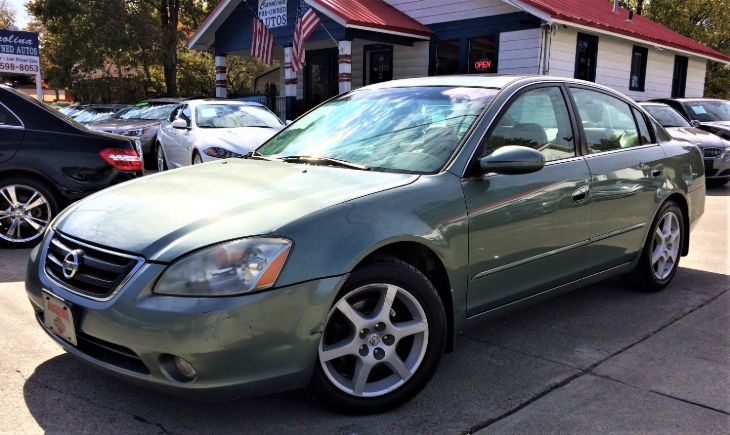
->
[122, 127, 149, 137]
[154, 238, 292, 296]
[204, 147, 244, 159]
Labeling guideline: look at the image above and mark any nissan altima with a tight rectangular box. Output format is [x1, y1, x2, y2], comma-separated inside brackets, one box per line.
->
[26, 76, 705, 414]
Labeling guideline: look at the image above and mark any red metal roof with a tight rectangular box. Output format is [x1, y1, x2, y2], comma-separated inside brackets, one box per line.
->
[518, 0, 730, 63]
[310, 0, 432, 38]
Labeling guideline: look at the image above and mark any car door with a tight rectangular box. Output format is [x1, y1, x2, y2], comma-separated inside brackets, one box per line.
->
[568, 86, 666, 272]
[462, 85, 592, 315]
[0, 102, 25, 163]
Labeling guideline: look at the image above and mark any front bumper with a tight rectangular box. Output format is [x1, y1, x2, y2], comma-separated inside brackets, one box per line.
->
[703, 154, 730, 180]
[25, 237, 345, 400]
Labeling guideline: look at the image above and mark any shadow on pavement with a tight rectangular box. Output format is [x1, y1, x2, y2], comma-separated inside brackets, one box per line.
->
[0, 248, 31, 283]
[22, 267, 729, 434]
[706, 184, 729, 196]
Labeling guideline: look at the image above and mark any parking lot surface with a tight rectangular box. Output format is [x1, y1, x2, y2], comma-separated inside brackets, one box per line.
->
[0, 186, 727, 434]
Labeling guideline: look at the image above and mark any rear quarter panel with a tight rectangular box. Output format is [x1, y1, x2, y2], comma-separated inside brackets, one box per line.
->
[659, 138, 705, 231]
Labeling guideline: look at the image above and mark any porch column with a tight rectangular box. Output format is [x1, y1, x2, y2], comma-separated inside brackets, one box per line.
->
[338, 40, 352, 94]
[215, 54, 228, 98]
[284, 45, 297, 120]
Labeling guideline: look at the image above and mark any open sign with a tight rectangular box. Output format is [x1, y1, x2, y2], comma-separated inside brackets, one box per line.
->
[474, 59, 492, 71]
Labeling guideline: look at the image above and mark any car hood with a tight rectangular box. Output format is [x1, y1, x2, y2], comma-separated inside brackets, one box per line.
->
[195, 127, 282, 154]
[666, 127, 728, 148]
[54, 159, 418, 262]
[87, 119, 160, 132]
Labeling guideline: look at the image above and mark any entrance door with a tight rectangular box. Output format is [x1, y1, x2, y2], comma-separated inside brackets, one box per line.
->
[366, 45, 393, 85]
[305, 48, 338, 109]
[671, 55, 688, 98]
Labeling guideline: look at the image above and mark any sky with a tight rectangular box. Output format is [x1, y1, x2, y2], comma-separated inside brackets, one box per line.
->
[6, 0, 30, 29]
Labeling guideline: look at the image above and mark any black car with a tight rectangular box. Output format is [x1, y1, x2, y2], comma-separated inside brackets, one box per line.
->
[651, 98, 730, 140]
[0, 85, 143, 248]
[640, 102, 729, 186]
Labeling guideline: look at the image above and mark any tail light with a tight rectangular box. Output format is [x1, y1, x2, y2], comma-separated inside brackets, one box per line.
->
[99, 148, 143, 172]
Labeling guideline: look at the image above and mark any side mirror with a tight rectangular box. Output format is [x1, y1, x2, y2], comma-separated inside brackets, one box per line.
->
[285, 120, 293, 125]
[690, 120, 701, 128]
[479, 145, 546, 175]
[172, 118, 189, 129]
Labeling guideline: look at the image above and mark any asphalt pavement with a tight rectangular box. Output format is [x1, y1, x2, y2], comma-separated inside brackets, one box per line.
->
[0, 185, 727, 434]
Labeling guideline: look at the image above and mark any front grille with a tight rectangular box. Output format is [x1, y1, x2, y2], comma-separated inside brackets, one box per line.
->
[703, 147, 722, 158]
[44, 232, 143, 300]
[704, 161, 717, 177]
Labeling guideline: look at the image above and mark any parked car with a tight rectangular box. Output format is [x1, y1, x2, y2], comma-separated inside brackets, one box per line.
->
[156, 100, 284, 171]
[87, 98, 183, 167]
[640, 102, 729, 186]
[72, 104, 131, 124]
[0, 85, 143, 248]
[26, 76, 704, 414]
[58, 104, 89, 117]
[651, 98, 730, 140]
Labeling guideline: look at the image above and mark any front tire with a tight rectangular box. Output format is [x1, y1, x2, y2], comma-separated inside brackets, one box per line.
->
[192, 151, 203, 165]
[0, 177, 58, 248]
[308, 256, 447, 414]
[156, 143, 168, 172]
[622, 201, 684, 292]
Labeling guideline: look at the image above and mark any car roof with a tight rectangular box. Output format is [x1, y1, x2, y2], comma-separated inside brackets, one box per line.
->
[142, 98, 185, 104]
[655, 98, 726, 103]
[184, 99, 265, 107]
[638, 102, 668, 107]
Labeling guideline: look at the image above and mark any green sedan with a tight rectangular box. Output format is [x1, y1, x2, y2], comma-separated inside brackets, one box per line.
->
[26, 75, 705, 414]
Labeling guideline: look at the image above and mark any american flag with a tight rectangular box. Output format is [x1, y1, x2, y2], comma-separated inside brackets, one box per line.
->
[291, 0, 321, 72]
[251, 17, 275, 65]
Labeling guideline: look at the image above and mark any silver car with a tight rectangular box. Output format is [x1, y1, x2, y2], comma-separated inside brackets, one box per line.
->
[156, 100, 284, 171]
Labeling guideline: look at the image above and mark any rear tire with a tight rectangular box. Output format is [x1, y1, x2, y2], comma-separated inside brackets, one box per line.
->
[622, 201, 684, 292]
[0, 177, 58, 248]
[307, 256, 447, 414]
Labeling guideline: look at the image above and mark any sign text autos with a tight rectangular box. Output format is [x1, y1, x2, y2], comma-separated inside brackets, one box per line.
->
[0, 30, 41, 75]
[258, 0, 287, 28]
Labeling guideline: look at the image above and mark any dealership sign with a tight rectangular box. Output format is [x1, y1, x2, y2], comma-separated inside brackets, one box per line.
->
[0, 29, 41, 74]
[258, 0, 287, 28]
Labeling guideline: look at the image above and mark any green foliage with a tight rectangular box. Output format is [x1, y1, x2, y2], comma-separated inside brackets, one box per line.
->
[645, 0, 730, 98]
[0, 0, 15, 28]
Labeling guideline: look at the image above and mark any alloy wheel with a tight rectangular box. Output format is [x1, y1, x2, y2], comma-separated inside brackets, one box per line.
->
[0, 184, 52, 244]
[319, 283, 429, 398]
[157, 146, 166, 172]
[651, 211, 681, 280]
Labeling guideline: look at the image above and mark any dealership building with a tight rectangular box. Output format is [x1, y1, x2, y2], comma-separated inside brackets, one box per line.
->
[189, 0, 730, 119]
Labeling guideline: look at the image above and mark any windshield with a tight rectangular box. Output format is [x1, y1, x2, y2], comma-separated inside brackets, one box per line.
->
[120, 103, 178, 120]
[196, 104, 282, 128]
[683, 100, 730, 122]
[74, 108, 118, 123]
[643, 105, 690, 128]
[257, 86, 498, 173]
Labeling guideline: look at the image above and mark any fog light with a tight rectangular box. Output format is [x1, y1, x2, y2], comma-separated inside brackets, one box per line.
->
[174, 356, 197, 380]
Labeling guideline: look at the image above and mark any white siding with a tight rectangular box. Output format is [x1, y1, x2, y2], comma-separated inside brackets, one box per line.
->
[498, 28, 541, 74]
[548, 26, 709, 99]
[385, 0, 519, 25]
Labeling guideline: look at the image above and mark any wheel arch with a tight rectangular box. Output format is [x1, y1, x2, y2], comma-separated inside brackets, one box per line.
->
[354, 240, 455, 353]
[647, 192, 690, 257]
[0, 168, 65, 206]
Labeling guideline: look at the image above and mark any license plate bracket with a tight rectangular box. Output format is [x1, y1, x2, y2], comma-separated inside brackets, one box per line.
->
[42, 291, 78, 346]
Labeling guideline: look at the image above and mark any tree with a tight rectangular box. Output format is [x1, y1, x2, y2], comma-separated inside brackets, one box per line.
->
[0, 0, 15, 28]
[644, 0, 730, 98]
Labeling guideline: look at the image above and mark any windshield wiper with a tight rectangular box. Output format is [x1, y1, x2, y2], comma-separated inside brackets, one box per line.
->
[246, 150, 276, 161]
[279, 155, 370, 171]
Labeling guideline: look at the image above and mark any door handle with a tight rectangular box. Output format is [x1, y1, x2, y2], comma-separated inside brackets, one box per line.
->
[651, 164, 664, 178]
[571, 185, 590, 202]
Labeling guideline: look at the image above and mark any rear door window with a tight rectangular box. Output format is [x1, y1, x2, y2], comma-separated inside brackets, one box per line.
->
[0, 104, 22, 127]
[570, 88, 643, 152]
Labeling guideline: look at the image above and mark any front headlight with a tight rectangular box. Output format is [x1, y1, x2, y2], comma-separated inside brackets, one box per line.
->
[123, 127, 149, 138]
[155, 238, 292, 296]
[204, 147, 244, 159]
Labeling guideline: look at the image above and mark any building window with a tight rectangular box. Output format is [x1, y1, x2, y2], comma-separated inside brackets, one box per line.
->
[468, 37, 498, 73]
[629, 46, 648, 91]
[574, 33, 598, 82]
[435, 40, 459, 75]
[671, 55, 688, 98]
